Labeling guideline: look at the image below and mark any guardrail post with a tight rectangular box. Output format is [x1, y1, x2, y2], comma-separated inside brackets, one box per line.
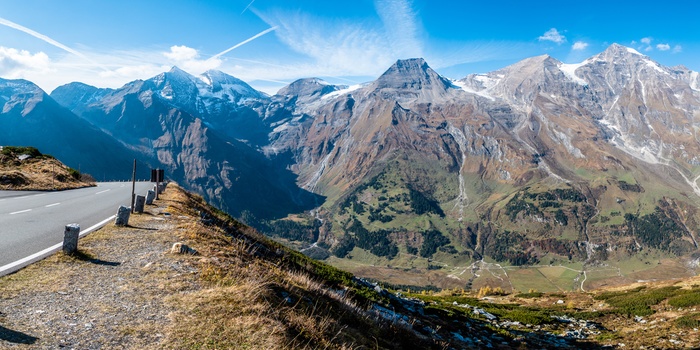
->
[134, 195, 146, 213]
[115, 205, 130, 226]
[63, 224, 80, 254]
[146, 189, 155, 205]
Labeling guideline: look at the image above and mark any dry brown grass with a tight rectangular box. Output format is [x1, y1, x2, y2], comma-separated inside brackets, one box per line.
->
[157, 184, 439, 350]
[0, 156, 94, 190]
[0, 183, 441, 349]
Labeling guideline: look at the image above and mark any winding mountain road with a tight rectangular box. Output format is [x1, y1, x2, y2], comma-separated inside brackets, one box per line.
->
[0, 182, 153, 276]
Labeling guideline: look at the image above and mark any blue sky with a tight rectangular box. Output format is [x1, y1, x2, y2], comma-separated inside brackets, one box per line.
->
[0, 0, 698, 94]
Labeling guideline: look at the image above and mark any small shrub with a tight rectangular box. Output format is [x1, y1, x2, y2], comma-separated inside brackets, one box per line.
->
[477, 286, 507, 298]
[597, 286, 684, 317]
[667, 291, 700, 308]
[68, 168, 81, 180]
[515, 291, 544, 298]
[504, 308, 552, 325]
[676, 314, 700, 329]
[595, 332, 620, 342]
[2, 146, 42, 158]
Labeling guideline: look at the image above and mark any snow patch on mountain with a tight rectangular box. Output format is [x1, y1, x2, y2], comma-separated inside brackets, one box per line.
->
[451, 80, 495, 101]
[198, 75, 212, 86]
[645, 60, 668, 75]
[560, 62, 587, 85]
[691, 71, 700, 92]
[322, 84, 363, 100]
[626, 47, 643, 56]
[473, 74, 502, 89]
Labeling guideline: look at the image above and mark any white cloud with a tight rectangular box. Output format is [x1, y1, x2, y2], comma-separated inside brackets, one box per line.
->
[0, 17, 101, 69]
[163, 45, 221, 74]
[98, 64, 168, 80]
[0, 47, 51, 76]
[572, 41, 588, 50]
[375, 0, 423, 58]
[673, 45, 682, 54]
[164, 45, 198, 61]
[255, 8, 405, 79]
[656, 43, 670, 51]
[644, 46, 653, 52]
[641, 37, 652, 45]
[538, 28, 566, 44]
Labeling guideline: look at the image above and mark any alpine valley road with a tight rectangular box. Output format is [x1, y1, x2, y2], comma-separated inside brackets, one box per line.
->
[0, 182, 153, 276]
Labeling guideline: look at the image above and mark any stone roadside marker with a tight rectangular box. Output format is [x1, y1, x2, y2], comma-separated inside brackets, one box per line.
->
[134, 195, 145, 213]
[115, 205, 130, 226]
[63, 224, 80, 254]
[146, 189, 156, 205]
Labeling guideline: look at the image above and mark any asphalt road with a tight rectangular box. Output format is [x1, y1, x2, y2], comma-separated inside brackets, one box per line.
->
[0, 182, 153, 276]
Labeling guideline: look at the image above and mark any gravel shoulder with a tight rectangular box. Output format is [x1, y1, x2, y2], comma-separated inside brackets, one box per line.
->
[0, 188, 199, 349]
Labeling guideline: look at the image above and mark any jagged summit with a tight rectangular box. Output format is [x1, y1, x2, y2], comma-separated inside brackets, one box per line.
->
[382, 58, 431, 76]
[489, 54, 562, 79]
[370, 58, 454, 102]
[0, 77, 45, 95]
[152, 66, 196, 84]
[588, 43, 665, 70]
[200, 70, 266, 99]
[277, 78, 340, 99]
[168, 65, 188, 74]
[604, 43, 644, 56]
[374, 58, 450, 89]
[0, 78, 49, 116]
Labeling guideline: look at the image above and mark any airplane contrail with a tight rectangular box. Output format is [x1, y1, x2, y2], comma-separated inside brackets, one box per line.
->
[208, 26, 278, 61]
[0, 17, 104, 69]
[241, 0, 256, 14]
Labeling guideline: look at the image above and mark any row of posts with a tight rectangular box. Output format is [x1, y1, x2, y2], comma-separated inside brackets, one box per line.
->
[62, 182, 165, 255]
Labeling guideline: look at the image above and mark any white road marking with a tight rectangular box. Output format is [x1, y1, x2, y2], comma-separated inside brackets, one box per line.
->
[45, 203, 61, 208]
[95, 189, 111, 195]
[9, 209, 32, 215]
[0, 215, 116, 276]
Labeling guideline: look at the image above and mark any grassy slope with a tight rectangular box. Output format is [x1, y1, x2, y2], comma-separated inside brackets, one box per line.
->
[0, 146, 94, 190]
[307, 152, 700, 291]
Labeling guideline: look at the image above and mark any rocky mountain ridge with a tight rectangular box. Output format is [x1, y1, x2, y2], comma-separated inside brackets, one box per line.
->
[3, 43, 699, 289]
[256, 44, 700, 288]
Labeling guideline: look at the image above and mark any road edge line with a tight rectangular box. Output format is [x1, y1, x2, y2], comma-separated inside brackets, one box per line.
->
[0, 215, 116, 277]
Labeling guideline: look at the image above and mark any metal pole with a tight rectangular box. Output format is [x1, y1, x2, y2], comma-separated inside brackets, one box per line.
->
[131, 159, 136, 213]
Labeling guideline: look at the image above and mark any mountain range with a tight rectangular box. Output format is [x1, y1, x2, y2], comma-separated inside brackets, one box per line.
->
[3, 43, 700, 289]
